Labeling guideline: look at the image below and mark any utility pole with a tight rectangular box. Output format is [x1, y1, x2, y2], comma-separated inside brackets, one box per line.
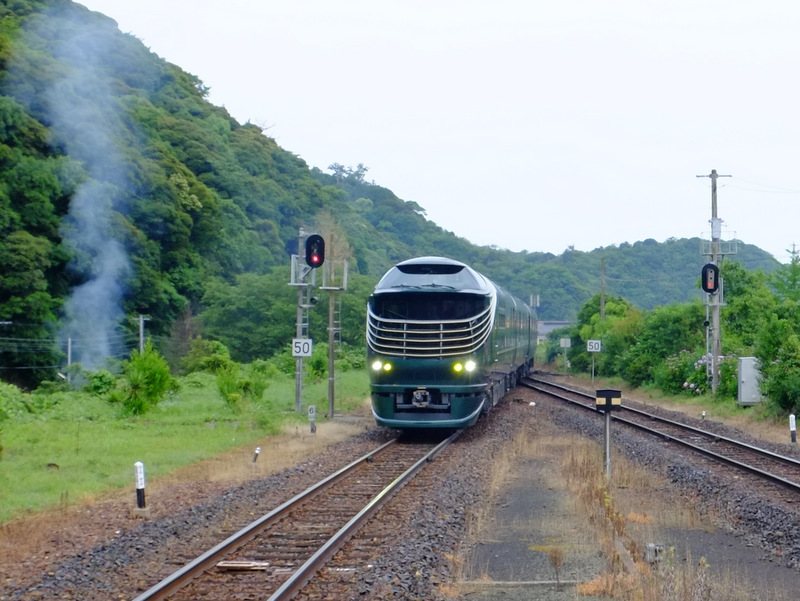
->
[600, 257, 606, 322]
[138, 315, 150, 354]
[697, 169, 731, 394]
[320, 258, 348, 419]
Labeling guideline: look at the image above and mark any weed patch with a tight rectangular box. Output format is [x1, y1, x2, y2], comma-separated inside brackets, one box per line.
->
[0, 369, 369, 523]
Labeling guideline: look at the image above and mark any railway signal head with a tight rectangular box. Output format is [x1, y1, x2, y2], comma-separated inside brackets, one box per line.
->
[305, 234, 325, 268]
[701, 263, 719, 294]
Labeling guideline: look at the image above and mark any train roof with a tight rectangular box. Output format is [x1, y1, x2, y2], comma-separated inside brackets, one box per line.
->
[373, 256, 493, 295]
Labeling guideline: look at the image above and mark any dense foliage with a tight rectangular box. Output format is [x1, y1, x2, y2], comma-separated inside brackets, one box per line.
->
[0, 0, 785, 398]
[549, 255, 800, 414]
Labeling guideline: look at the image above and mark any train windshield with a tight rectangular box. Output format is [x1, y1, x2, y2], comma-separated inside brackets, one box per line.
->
[370, 292, 489, 321]
[376, 263, 483, 292]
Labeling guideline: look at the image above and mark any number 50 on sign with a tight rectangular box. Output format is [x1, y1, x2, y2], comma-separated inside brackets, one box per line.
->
[292, 338, 313, 357]
[587, 340, 602, 353]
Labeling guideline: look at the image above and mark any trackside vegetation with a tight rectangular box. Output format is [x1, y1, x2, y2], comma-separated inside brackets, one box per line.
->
[543, 250, 800, 416]
[0, 341, 369, 523]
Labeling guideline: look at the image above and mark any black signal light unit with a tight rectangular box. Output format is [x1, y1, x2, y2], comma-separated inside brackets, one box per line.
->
[701, 263, 719, 294]
[305, 234, 325, 268]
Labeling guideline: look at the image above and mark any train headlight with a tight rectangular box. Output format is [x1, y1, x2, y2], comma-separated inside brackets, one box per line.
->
[372, 360, 392, 372]
[454, 360, 477, 374]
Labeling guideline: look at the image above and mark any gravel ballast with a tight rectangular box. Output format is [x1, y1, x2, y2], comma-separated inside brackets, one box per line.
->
[4, 384, 800, 599]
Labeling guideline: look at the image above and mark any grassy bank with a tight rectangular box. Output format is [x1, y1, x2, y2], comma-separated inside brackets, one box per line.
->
[0, 369, 370, 523]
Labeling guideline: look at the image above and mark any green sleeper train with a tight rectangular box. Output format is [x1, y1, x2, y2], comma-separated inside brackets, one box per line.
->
[367, 256, 537, 429]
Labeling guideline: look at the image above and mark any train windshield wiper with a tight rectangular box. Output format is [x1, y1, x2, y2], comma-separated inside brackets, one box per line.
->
[422, 283, 456, 289]
[386, 282, 456, 290]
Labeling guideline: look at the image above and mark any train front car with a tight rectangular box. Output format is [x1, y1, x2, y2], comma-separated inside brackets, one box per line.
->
[367, 256, 535, 429]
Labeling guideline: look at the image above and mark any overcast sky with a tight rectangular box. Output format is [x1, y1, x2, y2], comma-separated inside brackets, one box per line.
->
[78, 1, 800, 262]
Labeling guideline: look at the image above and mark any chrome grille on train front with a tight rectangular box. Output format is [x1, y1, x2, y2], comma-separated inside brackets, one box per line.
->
[366, 305, 493, 357]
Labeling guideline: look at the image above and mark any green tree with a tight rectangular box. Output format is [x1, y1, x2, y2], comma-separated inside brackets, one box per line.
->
[199, 269, 301, 362]
[720, 261, 777, 349]
[0, 230, 62, 386]
[599, 303, 645, 377]
[770, 245, 800, 303]
[618, 302, 706, 388]
[569, 293, 640, 375]
[181, 337, 233, 374]
[755, 315, 800, 414]
[111, 342, 178, 415]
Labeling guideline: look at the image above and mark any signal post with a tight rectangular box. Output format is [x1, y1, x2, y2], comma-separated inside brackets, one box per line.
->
[596, 388, 622, 479]
[289, 228, 325, 413]
[697, 169, 732, 394]
[319, 256, 348, 420]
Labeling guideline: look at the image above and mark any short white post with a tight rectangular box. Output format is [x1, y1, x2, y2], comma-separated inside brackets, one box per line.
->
[135, 461, 146, 508]
[308, 405, 317, 435]
[132, 461, 150, 517]
[791, 414, 796, 444]
[252, 446, 261, 463]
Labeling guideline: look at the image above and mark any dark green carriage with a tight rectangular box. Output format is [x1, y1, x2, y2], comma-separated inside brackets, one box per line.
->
[367, 257, 536, 429]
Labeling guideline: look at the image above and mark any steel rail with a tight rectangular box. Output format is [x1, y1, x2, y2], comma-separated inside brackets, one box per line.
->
[130, 437, 399, 601]
[522, 376, 800, 493]
[530, 377, 800, 467]
[267, 429, 460, 601]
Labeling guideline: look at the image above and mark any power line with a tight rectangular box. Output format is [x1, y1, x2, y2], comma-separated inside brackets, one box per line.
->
[0, 365, 63, 370]
[727, 177, 800, 194]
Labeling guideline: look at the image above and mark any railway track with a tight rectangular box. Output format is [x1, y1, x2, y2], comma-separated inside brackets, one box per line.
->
[523, 375, 800, 494]
[132, 431, 458, 601]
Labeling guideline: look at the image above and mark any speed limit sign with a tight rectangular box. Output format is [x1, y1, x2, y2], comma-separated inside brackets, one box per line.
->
[587, 340, 602, 353]
[292, 338, 313, 357]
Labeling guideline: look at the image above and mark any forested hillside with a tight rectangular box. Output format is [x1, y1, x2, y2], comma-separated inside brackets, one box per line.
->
[0, 0, 780, 388]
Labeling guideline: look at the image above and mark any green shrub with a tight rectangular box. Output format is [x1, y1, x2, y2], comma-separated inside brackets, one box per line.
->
[216, 363, 242, 411]
[181, 338, 233, 374]
[652, 351, 708, 396]
[250, 358, 281, 379]
[216, 362, 270, 411]
[298, 344, 367, 377]
[0, 382, 30, 420]
[306, 343, 329, 379]
[269, 349, 296, 375]
[35, 379, 71, 395]
[336, 345, 366, 371]
[85, 370, 117, 396]
[111, 343, 179, 415]
[716, 356, 739, 399]
[241, 365, 269, 402]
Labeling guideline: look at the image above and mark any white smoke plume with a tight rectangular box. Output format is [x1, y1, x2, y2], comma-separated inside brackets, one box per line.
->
[37, 8, 133, 370]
